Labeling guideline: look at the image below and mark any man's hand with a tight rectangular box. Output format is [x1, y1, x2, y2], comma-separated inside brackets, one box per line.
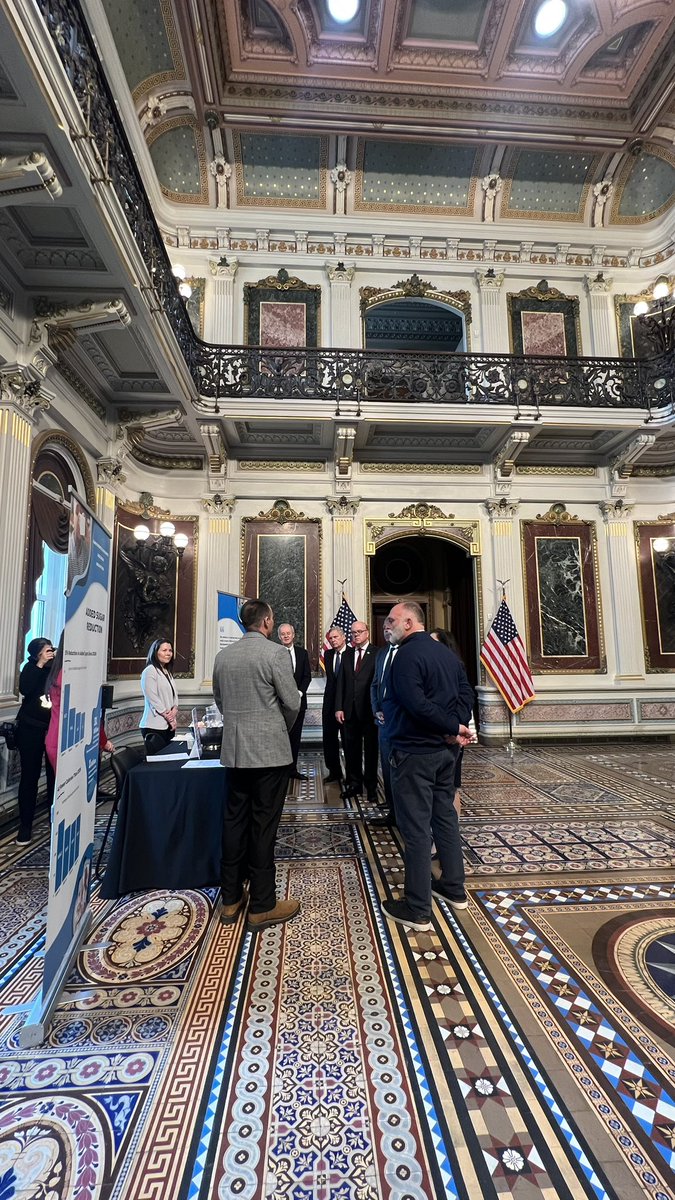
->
[335, 710, 345, 724]
[445, 723, 472, 747]
[375, 710, 384, 726]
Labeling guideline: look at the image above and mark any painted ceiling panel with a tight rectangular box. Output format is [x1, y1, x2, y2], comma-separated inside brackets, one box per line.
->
[149, 126, 203, 195]
[100, 0, 175, 93]
[236, 134, 325, 202]
[505, 151, 595, 214]
[406, 0, 488, 43]
[358, 140, 479, 209]
[617, 152, 675, 220]
[8, 206, 87, 246]
[583, 23, 652, 74]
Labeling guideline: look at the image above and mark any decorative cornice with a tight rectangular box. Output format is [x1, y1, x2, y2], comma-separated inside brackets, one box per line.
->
[516, 465, 596, 475]
[253, 498, 308, 523]
[239, 460, 324, 471]
[360, 463, 481, 474]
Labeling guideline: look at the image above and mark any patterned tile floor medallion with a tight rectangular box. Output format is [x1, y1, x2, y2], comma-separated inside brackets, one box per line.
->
[0, 746, 675, 1197]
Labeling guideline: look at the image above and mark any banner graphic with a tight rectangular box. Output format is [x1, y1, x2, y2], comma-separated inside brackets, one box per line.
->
[217, 591, 246, 651]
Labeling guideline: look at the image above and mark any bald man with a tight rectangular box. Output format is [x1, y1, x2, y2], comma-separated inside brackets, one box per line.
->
[279, 623, 311, 779]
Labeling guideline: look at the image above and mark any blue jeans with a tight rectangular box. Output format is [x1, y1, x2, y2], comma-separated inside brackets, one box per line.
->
[389, 745, 465, 919]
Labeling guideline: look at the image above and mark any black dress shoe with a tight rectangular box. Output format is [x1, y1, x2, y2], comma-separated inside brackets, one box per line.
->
[290, 770, 307, 780]
[366, 792, 378, 805]
[370, 815, 395, 828]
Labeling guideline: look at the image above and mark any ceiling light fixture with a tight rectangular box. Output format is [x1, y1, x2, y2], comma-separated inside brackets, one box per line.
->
[327, 0, 359, 23]
[172, 264, 186, 280]
[632, 276, 675, 354]
[534, 0, 568, 38]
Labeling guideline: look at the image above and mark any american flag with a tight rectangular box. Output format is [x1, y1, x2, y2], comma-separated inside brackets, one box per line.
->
[319, 594, 356, 671]
[480, 598, 535, 714]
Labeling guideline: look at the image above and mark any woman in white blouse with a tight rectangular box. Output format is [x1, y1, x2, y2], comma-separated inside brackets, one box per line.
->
[140, 639, 178, 755]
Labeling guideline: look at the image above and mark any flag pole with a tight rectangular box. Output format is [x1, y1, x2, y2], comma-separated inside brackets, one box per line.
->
[496, 578, 517, 758]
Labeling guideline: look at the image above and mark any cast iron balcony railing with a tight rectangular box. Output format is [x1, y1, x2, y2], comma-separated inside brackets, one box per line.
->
[36, 0, 675, 422]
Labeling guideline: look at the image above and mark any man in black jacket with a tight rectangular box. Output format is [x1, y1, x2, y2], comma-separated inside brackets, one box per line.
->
[279, 623, 312, 780]
[370, 628, 396, 827]
[335, 619, 378, 801]
[382, 601, 473, 932]
[322, 625, 346, 784]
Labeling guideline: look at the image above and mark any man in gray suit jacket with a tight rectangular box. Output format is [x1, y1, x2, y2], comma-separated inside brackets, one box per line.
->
[213, 598, 301, 931]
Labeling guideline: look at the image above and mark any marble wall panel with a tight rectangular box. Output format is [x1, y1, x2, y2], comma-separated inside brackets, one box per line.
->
[635, 522, 675, 672]
[507, 291, 580, 356]
[260, 301, 306, 348]
[244, 277, 321, 347]
[242, 519, 321, 668]
[522, 520, 605, 673]
[520, 310, 567, 357]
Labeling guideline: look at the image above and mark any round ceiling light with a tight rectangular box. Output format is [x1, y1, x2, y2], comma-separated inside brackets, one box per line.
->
[534, 0, 568, 38]
[327, 0, 359, 22]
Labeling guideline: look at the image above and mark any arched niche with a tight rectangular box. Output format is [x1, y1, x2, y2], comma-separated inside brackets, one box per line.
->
[360, 276, 472, 353]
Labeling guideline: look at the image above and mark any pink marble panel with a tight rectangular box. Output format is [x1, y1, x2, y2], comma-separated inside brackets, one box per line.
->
[260, 301, 306, 347]
[521, 310, 567, 357]
[518, 703, 632, 723]
[639, 702, 675, 720]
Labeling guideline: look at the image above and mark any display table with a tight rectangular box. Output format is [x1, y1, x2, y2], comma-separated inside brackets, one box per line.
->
[100, 756, 226, 898]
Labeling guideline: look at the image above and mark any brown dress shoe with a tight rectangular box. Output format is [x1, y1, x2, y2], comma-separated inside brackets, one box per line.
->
[220, 894, 247, 924]
[247, 899, 300, 931]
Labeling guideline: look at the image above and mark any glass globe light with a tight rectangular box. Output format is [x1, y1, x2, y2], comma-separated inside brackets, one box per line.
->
[159, 521, 176, 538]
[172, 264, 186, 280]
[653, 276, 670, 301]
[173, 532, 189, 552]
[133, 524, 150, 541]
[653, 537, 670, 553]
[633, 300, 649, 317]
[179, 282, 192, 299]
[534, 0, 568, 38]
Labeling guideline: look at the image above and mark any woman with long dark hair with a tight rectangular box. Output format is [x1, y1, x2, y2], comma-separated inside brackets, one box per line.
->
[140, 639, 178, 755]
[15, 637, 55, 844]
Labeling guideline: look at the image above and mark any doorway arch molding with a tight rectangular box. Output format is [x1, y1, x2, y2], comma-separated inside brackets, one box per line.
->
[363, 509, 485, 649]
[359, 276, 472, 348]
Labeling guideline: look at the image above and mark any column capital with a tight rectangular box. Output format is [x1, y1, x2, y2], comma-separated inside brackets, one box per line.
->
[325, 261, 355, 283]
[484, 497, 520, 519]
[599, 499, 634, 521]
[96, 457, 126, 486]
[476, 268, 505, 291]
[202, 494, 235, 514]
[209, 256, 238, 280]
[0, 369, 50, 421]
[585, 272, 613, 295]
[326, 494, 361, 515]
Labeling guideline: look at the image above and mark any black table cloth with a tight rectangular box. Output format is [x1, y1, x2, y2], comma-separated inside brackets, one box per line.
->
[100, 757, 226, 898]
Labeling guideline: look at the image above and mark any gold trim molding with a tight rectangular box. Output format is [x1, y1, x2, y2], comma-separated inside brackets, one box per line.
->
[535, 503, 582, 523]
[360, 463, 481, 474]
[239, 461, 325, 471]
[364, 516, 480, 557]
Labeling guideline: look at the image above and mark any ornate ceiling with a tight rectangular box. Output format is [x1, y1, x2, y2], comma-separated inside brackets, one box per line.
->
[95, 0, 675, 226]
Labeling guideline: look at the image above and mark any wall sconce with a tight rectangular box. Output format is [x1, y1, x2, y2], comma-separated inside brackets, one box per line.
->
[133, 517, 190, 560]
[172, 263, 192, 300]
[633, 276, 675, 354]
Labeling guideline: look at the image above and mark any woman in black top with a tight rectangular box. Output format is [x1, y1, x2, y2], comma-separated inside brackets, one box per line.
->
[15, 637, 55, 845]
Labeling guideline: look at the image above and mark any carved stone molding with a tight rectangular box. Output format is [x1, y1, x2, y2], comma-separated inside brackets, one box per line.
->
[0, 369, 50, 420]
[585, 272, 613, 294]
[476, 268, 505, 291]
[493, 431, 530, 479]
[121, 494, 170, 518]
[657, 511, 675, 521]
[96, 457, 126, 485]
[0, 151, 62, 201]
[326, 495, 361, 515]
[388, 503, 454, 520]
[610, 433, 656, 480]
[31, 297, 130, 345]
[359, 276, 471, 323]
[535, 502, 581, 523]
[255, 497, 307, 523]
[365, 515, 480, 557]
[326, 261, 355, 283]
[330, 164, 352, 194]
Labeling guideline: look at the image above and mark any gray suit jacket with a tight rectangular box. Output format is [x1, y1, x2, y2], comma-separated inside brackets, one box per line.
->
[213, 631, 300, 769]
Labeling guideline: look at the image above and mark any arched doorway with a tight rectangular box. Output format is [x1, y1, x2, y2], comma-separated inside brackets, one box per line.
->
[364, 298, 467, 353]
[369, 534, 479, 688]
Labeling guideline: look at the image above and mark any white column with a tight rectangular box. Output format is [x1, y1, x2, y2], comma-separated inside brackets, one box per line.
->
[585, 275, 617, 357]
[0, 399, 35, 699]
[484, 498, 524, 634]
[325, 498, 362, 622]
[599, 501, 644, 680]
[200, 497, 235, 686]
[475, 270, 506, 353]
[325, 263, 356, 347]
[206, 258, 239, 343]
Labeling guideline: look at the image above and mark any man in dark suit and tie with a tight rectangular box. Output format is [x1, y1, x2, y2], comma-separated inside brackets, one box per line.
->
[370, 627, 397, 827]
[279, 623, 312, 780]
[335, 619, 378, 801]
[322, 625, 346, 784]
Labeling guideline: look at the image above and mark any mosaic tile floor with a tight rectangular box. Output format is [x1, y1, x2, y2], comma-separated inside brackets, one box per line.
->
[1, 743, 675, 1198]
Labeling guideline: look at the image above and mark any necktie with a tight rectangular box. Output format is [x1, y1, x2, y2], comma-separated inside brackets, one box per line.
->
[334, 651, 341, 675]
[288, 647, 295, 672]
[382, 646, 395, 698]
[355, 647, 363, 673]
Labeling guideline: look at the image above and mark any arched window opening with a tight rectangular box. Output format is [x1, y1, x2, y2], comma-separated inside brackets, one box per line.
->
[22, 446, 80, 658]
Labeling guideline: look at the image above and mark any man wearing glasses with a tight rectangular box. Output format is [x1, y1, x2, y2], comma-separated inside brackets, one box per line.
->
[335, 620, 378, 801]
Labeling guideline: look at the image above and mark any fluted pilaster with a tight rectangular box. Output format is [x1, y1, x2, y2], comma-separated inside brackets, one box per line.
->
[475, 270, 506, 353]
[0, 405, 33, 698]
[325, 263, 356, 347]
[206, 259, 239, 343]
[599, 501, 643, 679]
[585, 275, 617, 357]
[201, 499, 235, 684]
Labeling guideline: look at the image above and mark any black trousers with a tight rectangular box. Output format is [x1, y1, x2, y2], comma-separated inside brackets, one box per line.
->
[378, 729, 394, 816]
[322, 708, 343, 779]
[288, 706, 306, 769]
[16, 722, 54, 831]
[343, 714, 379, 795]
[221, 764, 290, 913]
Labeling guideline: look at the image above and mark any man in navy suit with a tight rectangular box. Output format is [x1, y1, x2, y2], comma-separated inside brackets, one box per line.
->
[279, 623, 312, 780]
[335, 619, 378, 801]
[370, 627, 397, 827]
